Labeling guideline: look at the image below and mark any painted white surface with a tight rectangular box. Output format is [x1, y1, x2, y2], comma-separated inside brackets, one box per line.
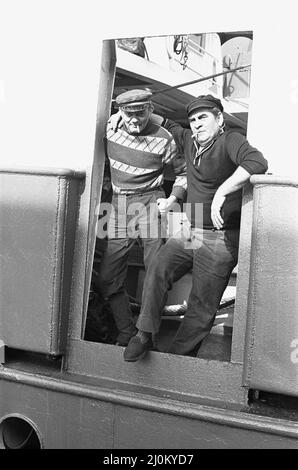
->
[0, 0, 297, 176]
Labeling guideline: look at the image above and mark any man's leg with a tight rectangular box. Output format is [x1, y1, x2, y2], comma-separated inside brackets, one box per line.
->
[124, 236, 193, 361]
[94, 237, 137, 345]
[137, 190, 166, 270]
[137, 237, 193, 334]
[169, 229, 239, 356]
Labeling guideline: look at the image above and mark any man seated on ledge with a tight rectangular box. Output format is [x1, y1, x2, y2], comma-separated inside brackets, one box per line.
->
[111, 94, 268, 361]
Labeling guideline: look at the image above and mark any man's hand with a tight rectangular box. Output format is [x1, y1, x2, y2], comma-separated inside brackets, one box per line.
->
[157, 195, 177, 215]
[211, 193, 226, 230]
[108, 111, 123, 132]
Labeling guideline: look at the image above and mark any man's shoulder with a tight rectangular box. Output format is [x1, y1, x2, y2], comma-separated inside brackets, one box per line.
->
[106, 121, 132, 142]
[106, 120, 119, 138]
[224, 127, 247, 139]
[222, 129, 248, 147]
[143, 121, 173, 141]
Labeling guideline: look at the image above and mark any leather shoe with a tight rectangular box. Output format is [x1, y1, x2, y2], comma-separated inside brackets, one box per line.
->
[123, 335, 153, 362]
[116, 327, 138, 347]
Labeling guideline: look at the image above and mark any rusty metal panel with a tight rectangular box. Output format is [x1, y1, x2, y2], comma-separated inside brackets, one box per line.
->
[66, 338, 247, 407]
[114, 404, 297, 449]
[243, 178, 298, 396]
[0, 372, 297, 449]
[231, 184, 254, 364]
[0, 379, 114, 449]
[0, 169, 84, 355]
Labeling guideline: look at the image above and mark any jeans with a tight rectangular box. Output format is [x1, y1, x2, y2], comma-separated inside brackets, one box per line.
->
[137, 227, 239, 355]
[95, 190, 166, 344]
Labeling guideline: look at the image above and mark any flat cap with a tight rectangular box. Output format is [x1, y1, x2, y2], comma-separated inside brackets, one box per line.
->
[186, 94, 224, 116]
[115, 89, 152, 110]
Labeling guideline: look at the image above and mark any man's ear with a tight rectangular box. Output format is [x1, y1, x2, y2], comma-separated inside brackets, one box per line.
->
[149, 103, 154, 113]
[217, 112, 224, 128]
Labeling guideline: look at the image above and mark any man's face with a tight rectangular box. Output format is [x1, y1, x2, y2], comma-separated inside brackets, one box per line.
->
[189, 108, 222, 146]
[120, 105, 152, 134]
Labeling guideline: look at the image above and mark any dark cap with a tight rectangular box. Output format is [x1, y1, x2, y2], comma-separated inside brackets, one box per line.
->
[186, 94, 224, 116]
[115, 89, 152, 111]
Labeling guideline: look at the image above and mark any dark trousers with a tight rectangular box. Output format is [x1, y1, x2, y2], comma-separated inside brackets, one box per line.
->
[95, 191, 166, 344]
[137, 227, 239, 355]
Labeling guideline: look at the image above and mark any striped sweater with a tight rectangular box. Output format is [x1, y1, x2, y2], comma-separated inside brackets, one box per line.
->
[105, 120, 187, 199]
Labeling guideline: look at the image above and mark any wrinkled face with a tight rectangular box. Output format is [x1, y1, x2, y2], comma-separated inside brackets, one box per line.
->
[189, 108, 222, 146]
[120, 105, 153, 134]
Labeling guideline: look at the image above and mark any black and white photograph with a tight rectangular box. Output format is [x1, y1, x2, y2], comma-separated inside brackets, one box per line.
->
[0, 0, 297, 452]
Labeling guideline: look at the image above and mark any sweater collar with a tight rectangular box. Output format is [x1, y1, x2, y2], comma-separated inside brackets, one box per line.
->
[192, 129, 225, 166]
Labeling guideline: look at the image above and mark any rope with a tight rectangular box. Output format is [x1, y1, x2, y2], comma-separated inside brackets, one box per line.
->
[129, 297, 235, 317]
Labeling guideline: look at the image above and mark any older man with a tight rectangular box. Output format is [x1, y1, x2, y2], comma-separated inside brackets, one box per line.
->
[123, 94, 268, 361]
[95, 89, 187, 347]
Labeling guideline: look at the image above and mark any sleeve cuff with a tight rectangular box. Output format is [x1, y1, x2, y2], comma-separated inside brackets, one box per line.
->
[240, 161, 268, 175]
[170, 186, 186, 201]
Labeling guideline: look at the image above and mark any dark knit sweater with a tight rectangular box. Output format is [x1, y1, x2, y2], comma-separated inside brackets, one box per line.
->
[165, 120, 268, 229]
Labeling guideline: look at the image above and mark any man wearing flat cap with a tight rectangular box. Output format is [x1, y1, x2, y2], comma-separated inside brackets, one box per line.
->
[94, 89, 187, 347]
[121, 94, 268, 361]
